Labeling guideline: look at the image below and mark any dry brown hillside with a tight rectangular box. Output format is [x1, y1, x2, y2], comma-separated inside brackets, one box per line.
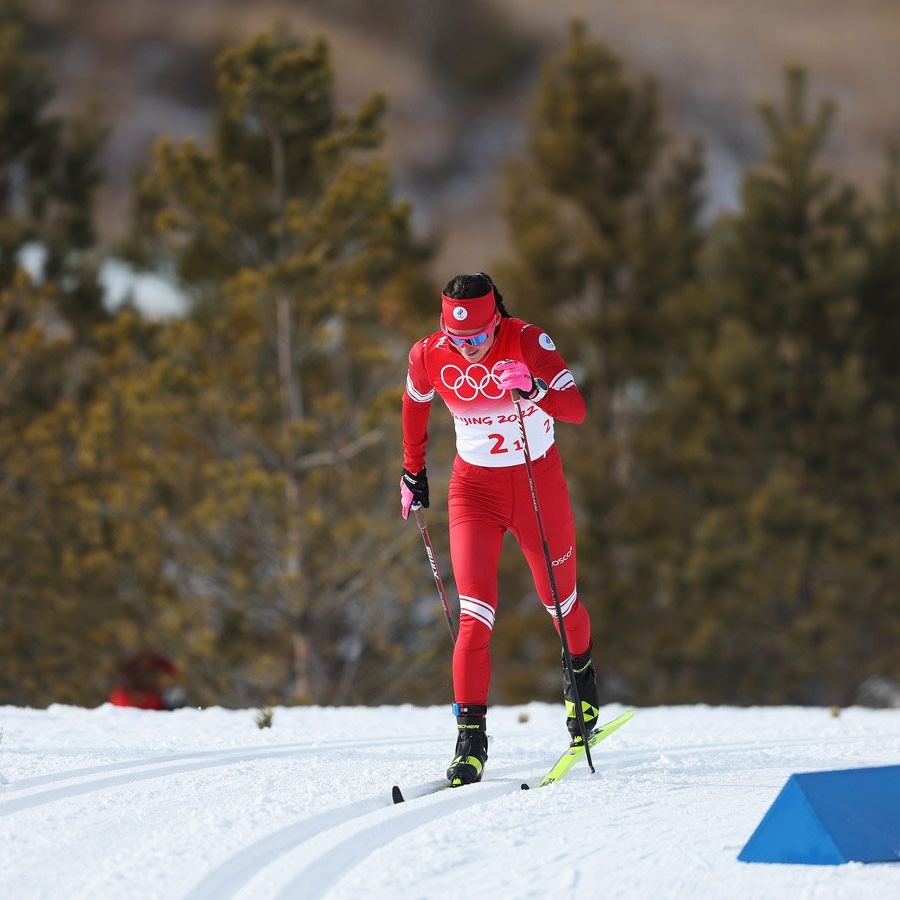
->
[499, 0, 900, 203]
[28, 0, 900, 282]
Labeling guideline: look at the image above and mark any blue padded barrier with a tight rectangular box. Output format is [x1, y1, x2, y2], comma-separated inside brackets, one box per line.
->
[739, 765, 900, 865]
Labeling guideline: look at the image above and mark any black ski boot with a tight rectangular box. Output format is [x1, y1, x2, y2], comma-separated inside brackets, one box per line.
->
[563, 644, 600, 745]
[446, 704, 488, 786]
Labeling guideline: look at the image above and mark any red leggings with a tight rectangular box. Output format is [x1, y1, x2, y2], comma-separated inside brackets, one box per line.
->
[447, 445, 592, 705]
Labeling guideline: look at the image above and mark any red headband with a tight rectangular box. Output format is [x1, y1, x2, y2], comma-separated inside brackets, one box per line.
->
[440, 289, 496, 331]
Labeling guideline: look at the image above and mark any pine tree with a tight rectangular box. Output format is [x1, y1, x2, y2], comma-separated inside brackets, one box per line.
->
[129, 30, 431, 705]
[0, 5, 126, 705]
[637, 68, 883, 704]
[495, 21, 705, 703]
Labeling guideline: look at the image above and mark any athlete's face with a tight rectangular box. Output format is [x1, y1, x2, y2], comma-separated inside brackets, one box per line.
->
[444, 316, 499, 364]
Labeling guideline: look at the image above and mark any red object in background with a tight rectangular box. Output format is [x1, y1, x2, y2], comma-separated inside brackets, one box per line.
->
[108, 686, 166, 710]
[108, 651, 178, 710]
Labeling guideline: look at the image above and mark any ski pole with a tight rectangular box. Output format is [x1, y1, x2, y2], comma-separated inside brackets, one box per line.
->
[510, 388, 594, 773]
[412, 503, 457, 645]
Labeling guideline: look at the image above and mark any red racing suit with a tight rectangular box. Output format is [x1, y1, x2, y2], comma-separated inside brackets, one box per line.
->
[402, 316, 591, 705]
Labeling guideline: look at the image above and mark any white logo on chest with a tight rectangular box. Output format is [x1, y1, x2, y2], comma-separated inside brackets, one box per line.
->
[440, 363, 505, 400]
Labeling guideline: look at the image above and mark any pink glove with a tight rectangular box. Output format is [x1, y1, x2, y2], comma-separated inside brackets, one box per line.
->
[494, 359, 534, 394]
[400, 480, 415, 520]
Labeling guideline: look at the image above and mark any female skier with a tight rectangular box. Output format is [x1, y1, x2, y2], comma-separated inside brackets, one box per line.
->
[400, 272, 599, 786]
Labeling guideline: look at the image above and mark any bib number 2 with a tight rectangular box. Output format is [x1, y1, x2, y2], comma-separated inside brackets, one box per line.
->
[488, 433, 525, 455]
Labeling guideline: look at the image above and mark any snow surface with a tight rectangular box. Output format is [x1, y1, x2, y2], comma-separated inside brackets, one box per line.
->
[1, 702, 899, 899]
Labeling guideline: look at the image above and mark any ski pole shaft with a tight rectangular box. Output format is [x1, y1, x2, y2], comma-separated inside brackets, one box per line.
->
[510, 389, 594, 773]
[413, 504, 457, 645]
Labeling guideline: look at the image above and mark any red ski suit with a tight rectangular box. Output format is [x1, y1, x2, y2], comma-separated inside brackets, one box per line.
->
[402, 317, 590, 705]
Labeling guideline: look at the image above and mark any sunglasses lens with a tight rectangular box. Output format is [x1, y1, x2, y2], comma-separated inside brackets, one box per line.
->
[453, 331, 489, 347]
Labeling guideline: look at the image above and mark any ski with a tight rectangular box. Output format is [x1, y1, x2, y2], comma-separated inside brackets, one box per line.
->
[521, 708, 635, 790]
[392, 780, 455, 804]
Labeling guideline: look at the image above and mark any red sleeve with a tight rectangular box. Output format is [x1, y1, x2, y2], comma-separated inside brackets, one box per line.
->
[520, 325, 586, 424]
[401, 339, 434, 472]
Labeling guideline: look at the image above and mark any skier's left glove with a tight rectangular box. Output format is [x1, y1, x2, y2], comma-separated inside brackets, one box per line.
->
[494, 360, 546, 400]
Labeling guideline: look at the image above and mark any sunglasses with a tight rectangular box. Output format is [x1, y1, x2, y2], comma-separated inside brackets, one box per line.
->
[440, 313, 499, 347]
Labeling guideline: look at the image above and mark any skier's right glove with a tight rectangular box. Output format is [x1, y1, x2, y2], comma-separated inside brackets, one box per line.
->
[400, 467, 429, 520]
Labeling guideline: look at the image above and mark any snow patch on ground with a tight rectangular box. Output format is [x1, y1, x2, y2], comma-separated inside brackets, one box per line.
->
[1, 703, 899, 898]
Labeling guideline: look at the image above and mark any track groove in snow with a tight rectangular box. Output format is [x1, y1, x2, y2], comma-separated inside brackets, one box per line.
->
[0, 735, 436, 817]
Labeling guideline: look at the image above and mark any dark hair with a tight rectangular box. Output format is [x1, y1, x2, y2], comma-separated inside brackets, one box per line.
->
[442, 272, 511, 317]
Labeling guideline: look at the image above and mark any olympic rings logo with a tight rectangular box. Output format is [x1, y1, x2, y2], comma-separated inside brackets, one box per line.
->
[440, 363, 505, 400]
